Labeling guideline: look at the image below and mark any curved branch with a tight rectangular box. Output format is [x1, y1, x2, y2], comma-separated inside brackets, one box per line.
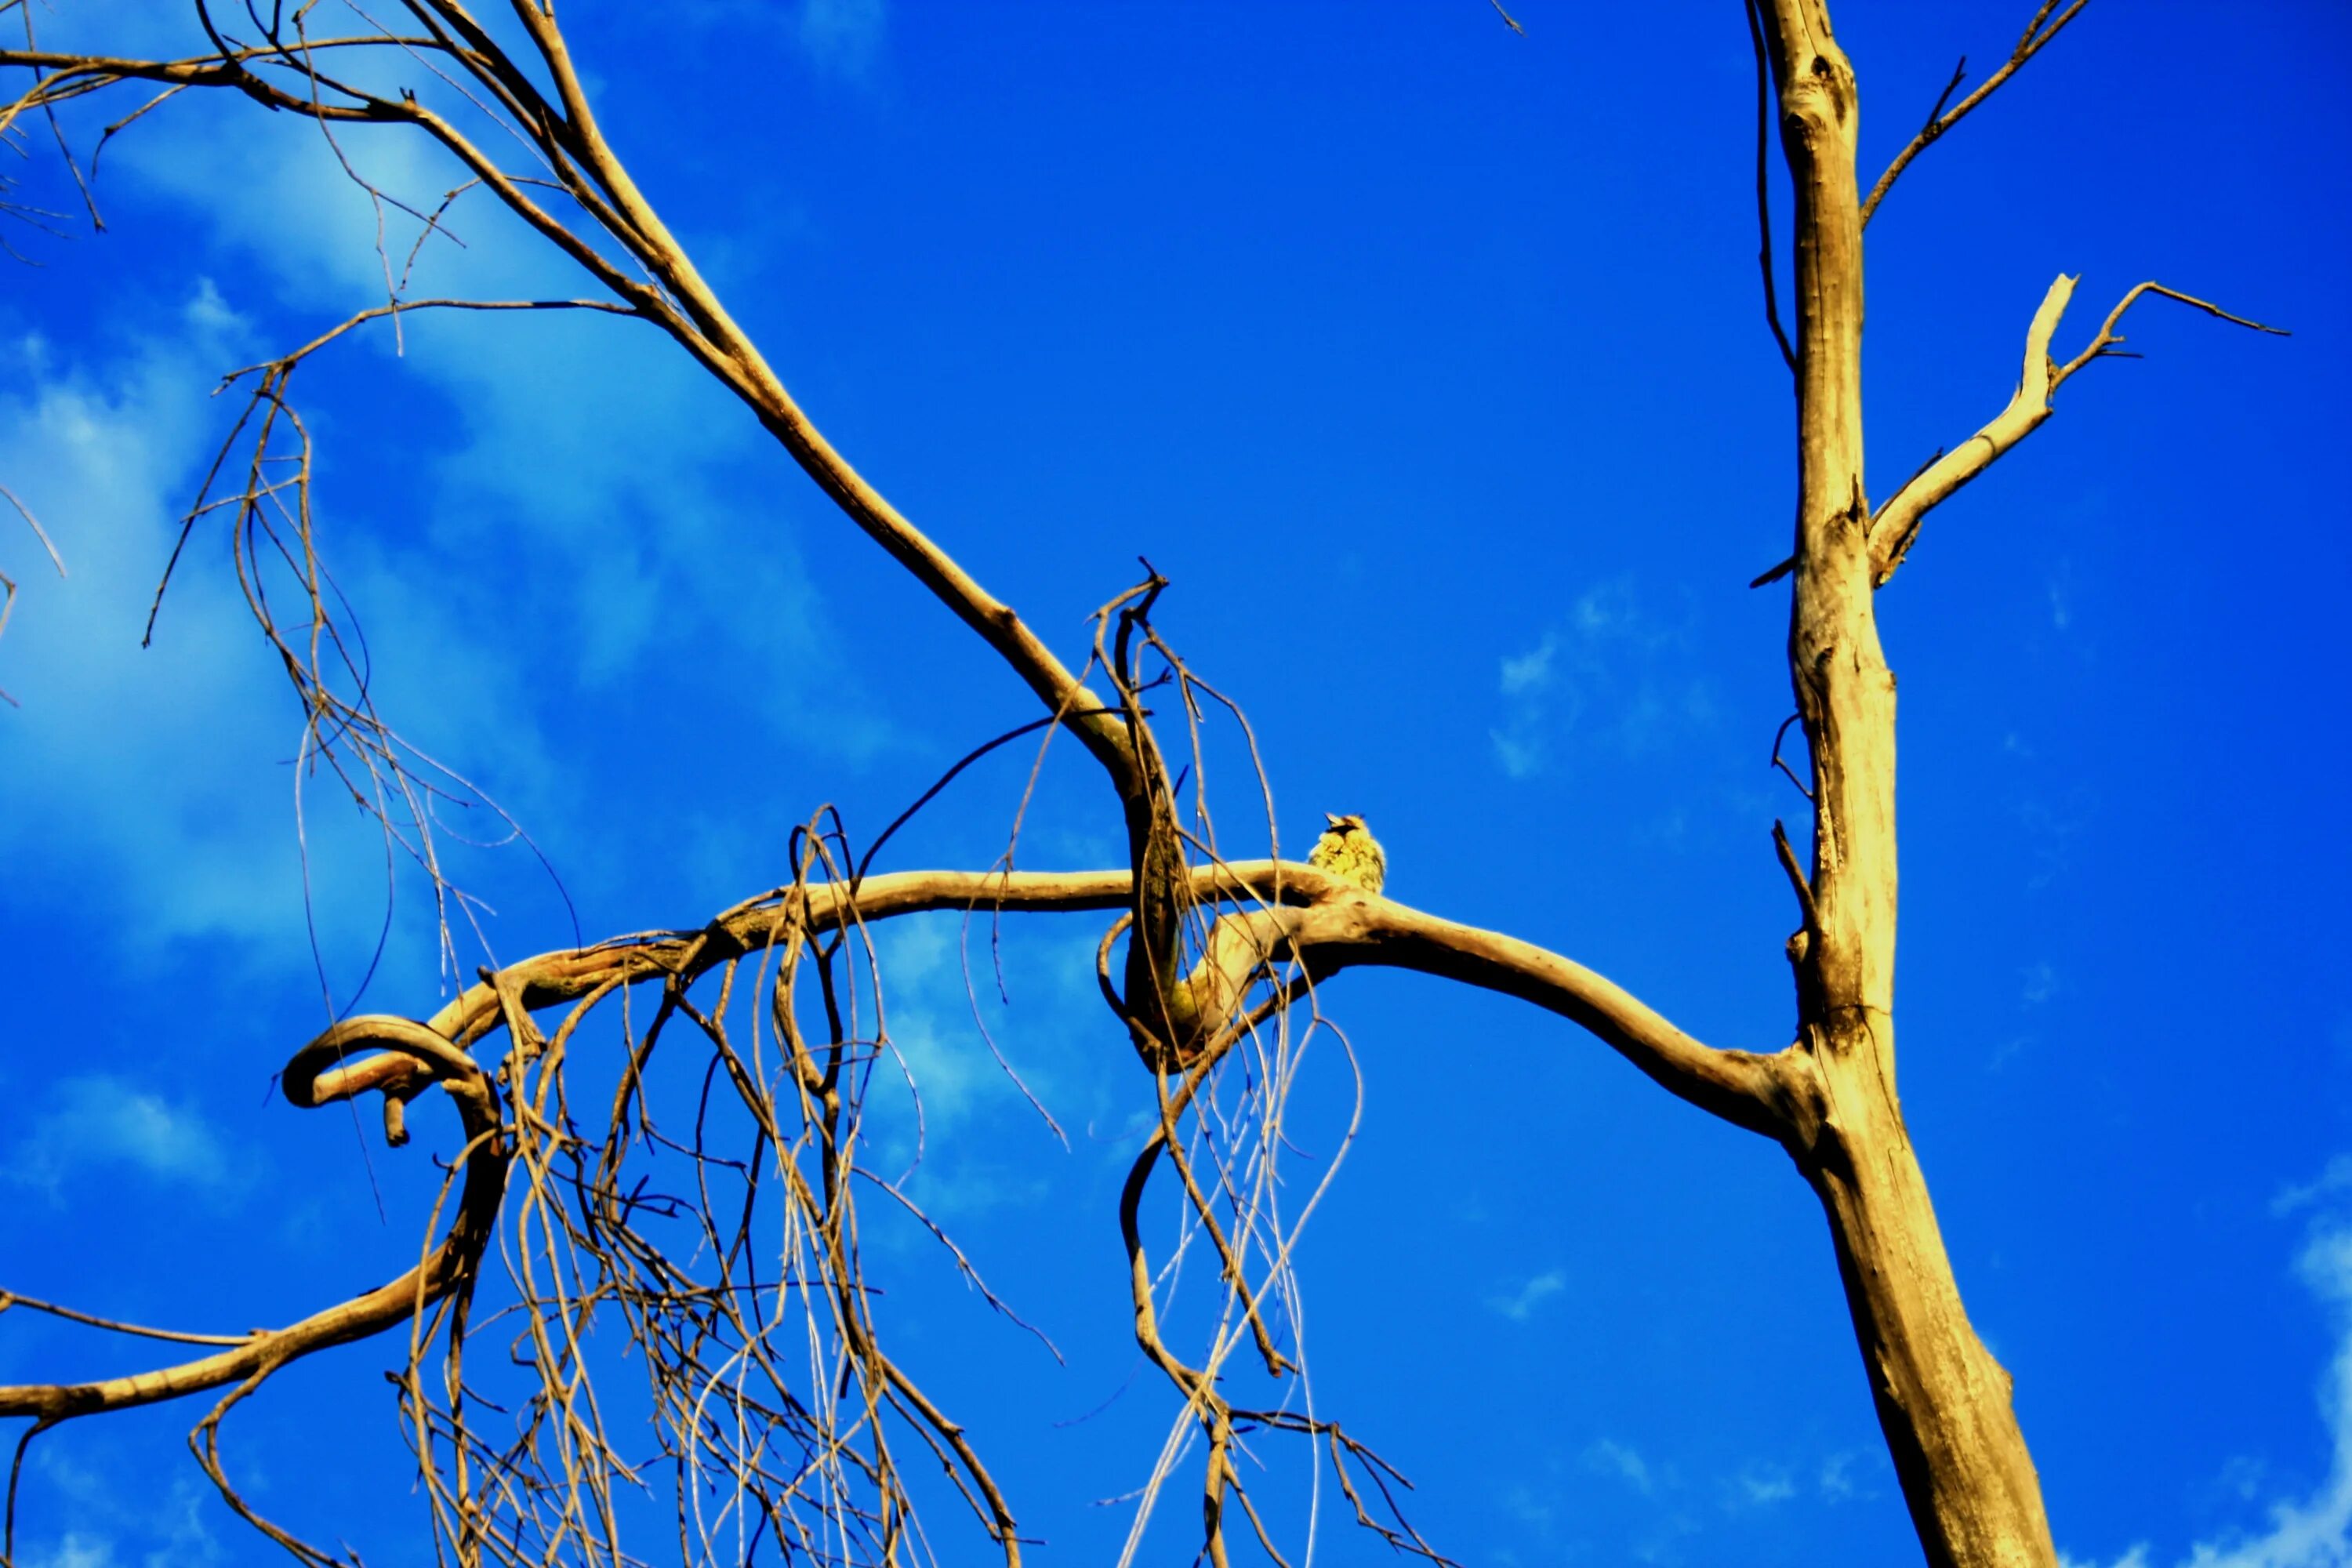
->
[0, 855, 1786, 1460]
[418, 862, 1794, 1138]
[0, 26, 1141, 797]
[0, 1018, 505, 1423]
[1869, 272, 2075, 587]
[1203, 892, 1795, 1138]
[1871, 274, 2285, 588]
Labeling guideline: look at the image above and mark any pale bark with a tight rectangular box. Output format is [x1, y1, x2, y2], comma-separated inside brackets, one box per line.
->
[0, 8, 2283, 1564]
[1761, 2, 2059, 1562]
[0, 861, 1778, 1424]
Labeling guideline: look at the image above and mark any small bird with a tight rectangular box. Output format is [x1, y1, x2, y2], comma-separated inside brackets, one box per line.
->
[1308, 812, 1386, 895]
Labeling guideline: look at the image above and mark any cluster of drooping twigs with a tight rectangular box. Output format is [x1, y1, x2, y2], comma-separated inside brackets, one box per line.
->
[1, 575, 1462, 1568]
[0, 9, 1454, 1559]
[3, 4, 2299, 1566]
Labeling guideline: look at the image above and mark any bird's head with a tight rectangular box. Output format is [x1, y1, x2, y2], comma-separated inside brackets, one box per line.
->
[1323, 812, 1367, 836]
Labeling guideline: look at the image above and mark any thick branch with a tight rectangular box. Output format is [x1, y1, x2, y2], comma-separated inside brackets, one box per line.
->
[0, 861, 1785, 1428]
[436, 863, 1791, 1136]
[1212, 894, 1795, 1138]
[1870, 274, 2284, 587]
[0, 1019, 504, 1423]
[1869, 273, 2074, 586]
[0, 29, 1142, 797]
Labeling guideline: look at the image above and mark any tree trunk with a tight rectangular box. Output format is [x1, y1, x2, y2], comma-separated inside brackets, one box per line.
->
[1760, 3, 2061, 1563]
[1795, 1053, 2059, 1566]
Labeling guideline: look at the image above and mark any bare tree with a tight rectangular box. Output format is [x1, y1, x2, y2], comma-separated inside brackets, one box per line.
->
[0, 5, 2282, 1567]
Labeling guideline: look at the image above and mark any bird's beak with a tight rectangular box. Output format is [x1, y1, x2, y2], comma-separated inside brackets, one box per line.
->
[1324, 812, 1344, 828]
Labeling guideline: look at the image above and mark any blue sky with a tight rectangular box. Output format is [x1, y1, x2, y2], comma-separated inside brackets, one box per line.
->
[2, 2, 2348, 1564]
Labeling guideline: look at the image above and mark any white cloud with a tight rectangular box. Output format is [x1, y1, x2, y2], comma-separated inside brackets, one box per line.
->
[5, 51, 902, 984]
[6, 1076, 241, 1199]
[1488, 1268, 1567, 1322]
[1731, 1468, 1796, 1506]
[1491, 728, 1546, 782]
[138, 1479, 223, 1568]
[2276, 1161, 2352, 1218]
[13, 1468, 222, 1568]
[0, 282, 555, 987]
[1489, 579, 1716, 782]
[20, 1536, 116, 1568]
[1817, 1448, 1879, 1502]
[1585, 1438, 1654, 1496]
[2174, 1225, 2352, 1568]
[1499, 633, 1558, 696]
[2066, 1551, 2152, 1568]
[858, 912, 1102, 1164]
[0, 290, 316, 949]
[102, 55, 890, 757]
[2067, 1203, 2352, 1568]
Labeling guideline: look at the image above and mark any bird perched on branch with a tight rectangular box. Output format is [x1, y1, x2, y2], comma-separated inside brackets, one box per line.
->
[1308, 812, 1386, 895]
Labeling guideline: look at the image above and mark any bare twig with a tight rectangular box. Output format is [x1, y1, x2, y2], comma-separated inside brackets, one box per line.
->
[1859, 0, 2090, 229]
[2051, 281, 2288, 389]
[1743, 0, 1798, 373]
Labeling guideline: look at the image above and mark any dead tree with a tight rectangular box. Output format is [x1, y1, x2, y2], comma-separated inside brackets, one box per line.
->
[0, 4, 2281, 1566]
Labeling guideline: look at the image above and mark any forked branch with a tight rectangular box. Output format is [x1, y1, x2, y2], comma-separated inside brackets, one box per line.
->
[0, 11, 1143, 799]
[0, 858, 1781, 1426]
[1871, 274, 2283, 587]
[1859, 0, 2089, 229]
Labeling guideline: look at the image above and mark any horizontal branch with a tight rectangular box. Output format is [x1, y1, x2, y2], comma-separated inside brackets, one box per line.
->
[0, 860, 1797, 1427]
[1869, 274, 2284, 588]
[415, 862, 1796, 1138]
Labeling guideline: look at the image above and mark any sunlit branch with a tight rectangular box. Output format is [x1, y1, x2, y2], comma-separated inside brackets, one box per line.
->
[1871, 274, 2284, 587]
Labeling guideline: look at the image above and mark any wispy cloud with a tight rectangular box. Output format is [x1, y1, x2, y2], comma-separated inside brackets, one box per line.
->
[18, 1537, 115, 1568]
[115, 102, 886, 759]
[2274, 1159, 2352, 1218]
[14, 1465, 223, 1568]
[1728, 1466, 1796, 1506]
[1585, 1438, 1655, 1496]
[0, 283, 566, 992]
[1488, 1268, 1567, 1322]
[6, 1076, 242, 1200]
[4, 65, 899, 985]
[856, 913, 1106, 1188]
[2067, 1180, 2352, 1568]
[1490, 579, 1715, 782]
[1817, 1448, 1879, 1503]
[0, 291, 320, 951]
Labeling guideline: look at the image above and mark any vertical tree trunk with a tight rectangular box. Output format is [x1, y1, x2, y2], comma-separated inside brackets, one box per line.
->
[1759, 5, 2060, 1563]
[1799, 1060, 2059, 1567]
